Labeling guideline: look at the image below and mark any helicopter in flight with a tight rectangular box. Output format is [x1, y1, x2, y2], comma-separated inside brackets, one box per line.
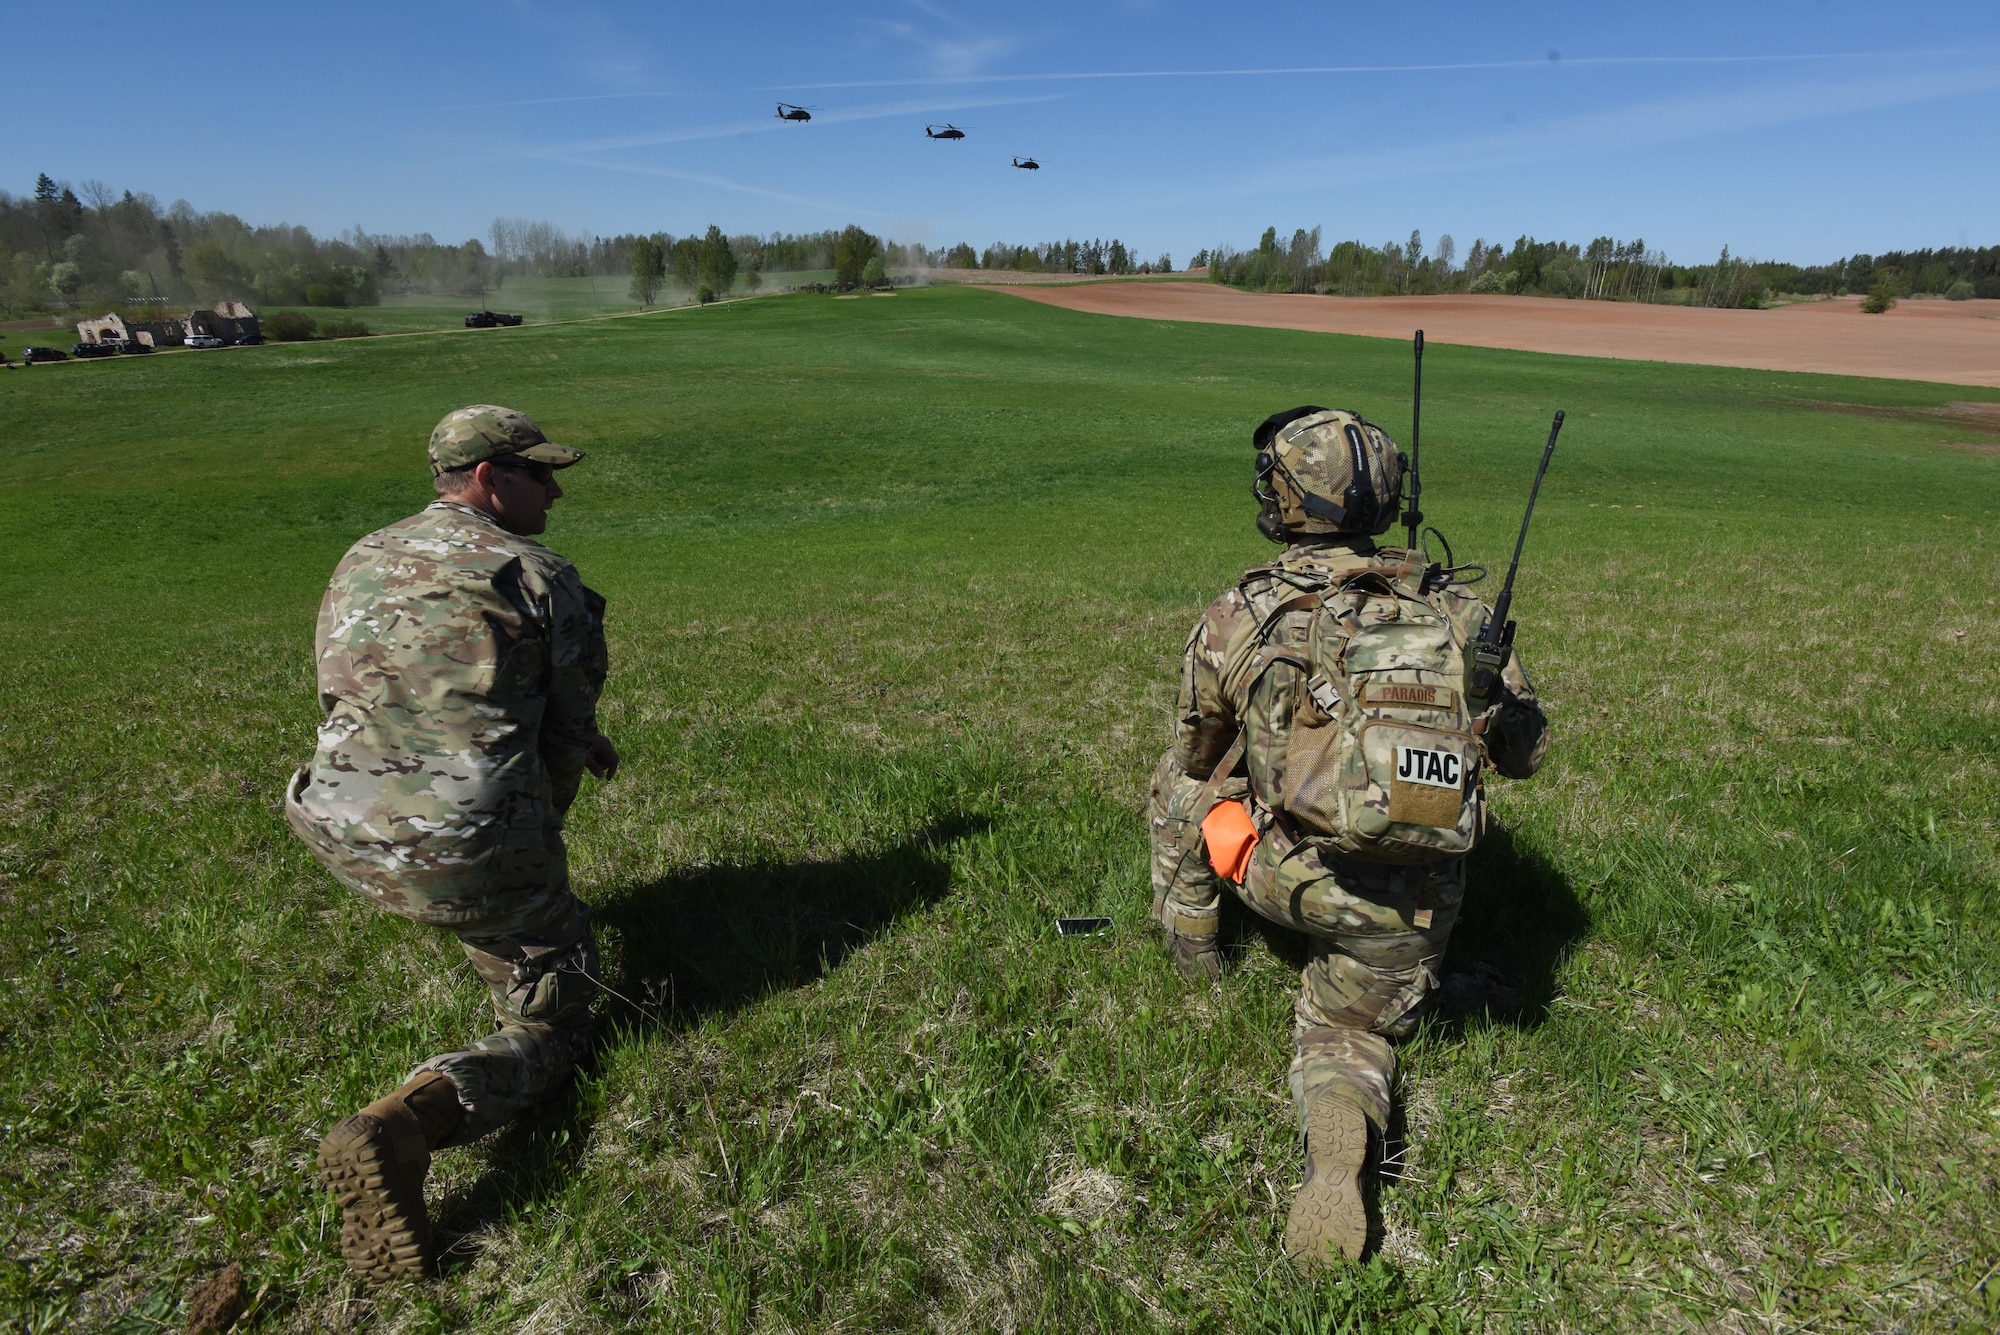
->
[924, 123, 966, 140]
[775, 102, 817, 122]
[1011, 156, 1041, 170]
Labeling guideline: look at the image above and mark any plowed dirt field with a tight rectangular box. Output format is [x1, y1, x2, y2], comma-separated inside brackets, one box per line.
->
[983, 283, 2000, 387]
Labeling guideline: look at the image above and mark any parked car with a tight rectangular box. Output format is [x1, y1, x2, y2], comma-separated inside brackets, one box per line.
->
[229, 334, 263, 346]
[111, 338, 155, 354]
[71, 342, 117, 358]
[22, 346, 68, 363]
[186, 335, 226, 349]
[464, 310, 523, 328]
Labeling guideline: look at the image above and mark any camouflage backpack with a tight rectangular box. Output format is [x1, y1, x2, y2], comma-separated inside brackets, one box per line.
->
[1253, 556, 1486, 864]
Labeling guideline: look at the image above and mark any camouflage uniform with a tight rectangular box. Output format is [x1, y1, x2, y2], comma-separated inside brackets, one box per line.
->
[1149, 535, 1548, 1136]
[286, 496, 609, 1144]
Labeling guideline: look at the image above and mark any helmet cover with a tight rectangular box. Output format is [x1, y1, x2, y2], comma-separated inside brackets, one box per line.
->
[1252, 407, 1406, 539]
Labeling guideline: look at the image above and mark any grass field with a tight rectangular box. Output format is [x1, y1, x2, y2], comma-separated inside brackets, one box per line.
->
[254, 273, 844, 338]
[2, 285, 1996, 1333]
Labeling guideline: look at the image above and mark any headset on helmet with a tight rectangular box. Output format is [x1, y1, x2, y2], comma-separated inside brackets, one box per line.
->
[1252, 406, 1409, 543]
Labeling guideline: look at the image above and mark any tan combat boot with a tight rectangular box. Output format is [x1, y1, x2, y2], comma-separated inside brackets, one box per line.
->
[1284, 1087, 1371, 1267]
[317, 1070, 463, 1284]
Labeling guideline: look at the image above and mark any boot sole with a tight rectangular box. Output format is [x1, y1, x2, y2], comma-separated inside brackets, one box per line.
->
[318, 1114, 434, 1284]
[1285, 1093, 1370, 1267]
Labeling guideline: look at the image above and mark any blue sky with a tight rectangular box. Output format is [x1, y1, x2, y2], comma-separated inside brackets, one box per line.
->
[9, 2, 1996, 266]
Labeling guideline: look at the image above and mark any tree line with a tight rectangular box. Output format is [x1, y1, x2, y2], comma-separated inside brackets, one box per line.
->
[0, 174, 951, 317]
[1204, 225, 2000, 307]
[12, 170, 1988, 319]
[622, 225, 947, 303]
[0, 174, 507, 316]
[0, 171, 1178, 318]
[932, 239, 1172, 275]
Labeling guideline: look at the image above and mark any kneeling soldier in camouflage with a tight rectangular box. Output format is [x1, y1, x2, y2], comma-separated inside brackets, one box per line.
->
[286, 406, 618, 1283]
[1149, 406, 1548, 1266]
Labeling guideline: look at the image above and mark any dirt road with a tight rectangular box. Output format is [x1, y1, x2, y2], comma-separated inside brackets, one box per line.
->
[982, 283, 2000, 388]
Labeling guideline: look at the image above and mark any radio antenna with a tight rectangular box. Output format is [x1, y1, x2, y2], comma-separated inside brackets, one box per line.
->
[1466, 409, 1565, 709]
[1404, 329, 1424, 554]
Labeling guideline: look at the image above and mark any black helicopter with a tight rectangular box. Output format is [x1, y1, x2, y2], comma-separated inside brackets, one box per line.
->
[924, 123, 966, 140]
[775, 102, 816, 122]
[1011, 156, 1041, 170]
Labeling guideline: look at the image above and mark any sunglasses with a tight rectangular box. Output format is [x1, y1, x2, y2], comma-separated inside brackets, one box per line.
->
[488, 458, 557, 484]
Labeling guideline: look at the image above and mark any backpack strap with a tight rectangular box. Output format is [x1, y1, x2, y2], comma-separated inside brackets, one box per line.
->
[1255, 591, 1325, 642]
[1169, 569, 1342, 873]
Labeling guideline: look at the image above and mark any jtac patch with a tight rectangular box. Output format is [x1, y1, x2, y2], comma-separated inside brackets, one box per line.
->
[1387, 744, 1464, 828]
[1364, 683, 1456, 710]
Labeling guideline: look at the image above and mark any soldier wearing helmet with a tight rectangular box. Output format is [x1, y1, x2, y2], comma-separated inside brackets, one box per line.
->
[285, 405, 619, 1284]
[1148, 406, 1549, 1266]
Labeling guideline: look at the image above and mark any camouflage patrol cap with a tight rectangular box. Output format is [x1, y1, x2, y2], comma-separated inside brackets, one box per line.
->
[428, 405, 584, 476]
[1252, 406, 1405, 540]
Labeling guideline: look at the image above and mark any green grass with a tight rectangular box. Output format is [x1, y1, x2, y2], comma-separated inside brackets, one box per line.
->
[256, 273, 846, 338]
[2, 286, 1997, 1332]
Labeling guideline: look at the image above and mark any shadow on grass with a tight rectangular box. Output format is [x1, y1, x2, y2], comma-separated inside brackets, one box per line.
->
[1439, 819, 1592, 1030]
[595, 814, 985, 1030]
[429, 816, 982, 1258]
[1218, 819, 1589, 1030]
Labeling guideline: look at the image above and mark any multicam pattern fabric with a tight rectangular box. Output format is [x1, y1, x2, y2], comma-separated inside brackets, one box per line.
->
[1149, 536, 1548, 1132]
[414, 890, 599, 1145]
[1264, 410, 1404, 537]
[427, 404, 583, 475]
[287, 499, 608, 1134]
[286, 500, 607, 920]
[1268, 564, 1487, 862]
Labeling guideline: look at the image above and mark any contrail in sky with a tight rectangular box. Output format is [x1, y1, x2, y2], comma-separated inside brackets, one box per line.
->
[1114, 63, 2000, 215]
[775, 50, 1907, 91]
[529, 155, 870, 218]
[525, 93, 1060, 156]
[451, 50, 1901, 108]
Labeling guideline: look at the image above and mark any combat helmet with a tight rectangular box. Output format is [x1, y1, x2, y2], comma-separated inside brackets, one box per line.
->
[1251, 406, 1407, 543]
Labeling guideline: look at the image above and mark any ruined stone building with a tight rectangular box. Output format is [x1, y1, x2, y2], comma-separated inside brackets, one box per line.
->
[75, 301, 261, 347]
[75, 312, 184, 348]
[185, 301, 260, 342]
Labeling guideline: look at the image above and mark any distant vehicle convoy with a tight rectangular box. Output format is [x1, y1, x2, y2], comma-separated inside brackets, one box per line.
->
[464, 311, 523, 328]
